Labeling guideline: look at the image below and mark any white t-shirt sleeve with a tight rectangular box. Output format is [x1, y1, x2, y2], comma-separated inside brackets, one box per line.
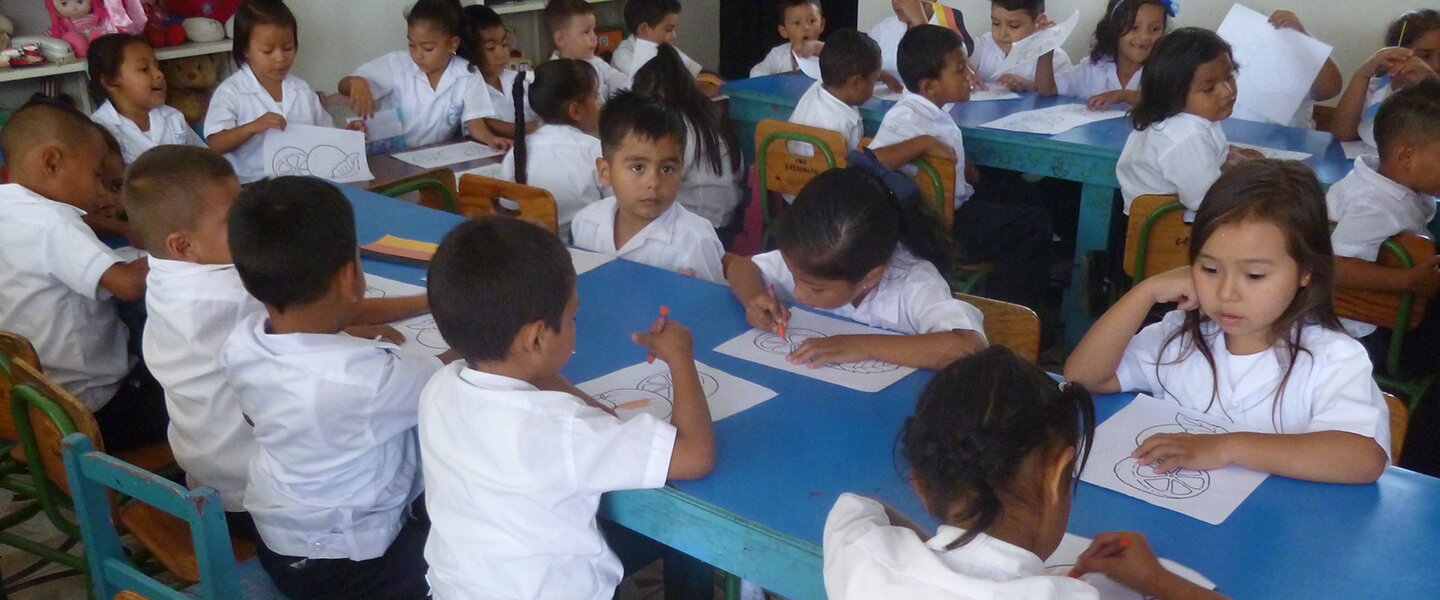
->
[1158, 132, 1224, 213]
[569, 408, 676, 493]
[1329, 200, 1394, 261]
[1053, 61, 1089, 98]
[685, 229, 726, 284]
[203, 81, 242, 136]
[298, 88, 332, 128]
[1115, 311, 1181, 394]
[903, 269, 986, 338]
[352, 350, 444, 442]
[1305, 339, 1392, 458]
[355, 54, 398, 103]
[750, 250, 797, 300]
[44, 217, 123, 301]
[462, 75, 497, 123]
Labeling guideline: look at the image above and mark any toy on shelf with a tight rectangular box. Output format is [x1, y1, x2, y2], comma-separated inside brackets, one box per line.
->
[162, 53, 217, 125]
[141, 0, 185, 47]
[0, 13, 13, 50]
[46, 0, 148, 58]
[182, 17, 224, 42]
[164, 0, 241, 22]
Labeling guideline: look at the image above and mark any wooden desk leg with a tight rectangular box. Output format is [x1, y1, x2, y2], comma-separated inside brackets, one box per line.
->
[1065, 183, 1116, 348]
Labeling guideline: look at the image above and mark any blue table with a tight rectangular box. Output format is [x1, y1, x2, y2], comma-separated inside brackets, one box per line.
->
[722, 74, 1355, 347]
[343, 186, 1440, 599]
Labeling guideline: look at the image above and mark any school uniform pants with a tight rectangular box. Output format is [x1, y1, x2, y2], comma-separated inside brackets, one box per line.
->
[256, 497, 431, 600]
[1361, 317, 1440, 478]
[952, 197, 1054, 312]
[93, 364, 170, 452]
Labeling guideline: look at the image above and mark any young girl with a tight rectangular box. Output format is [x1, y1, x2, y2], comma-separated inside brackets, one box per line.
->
[726, 167, 985, 371]
[1037, 0, 1170, 109]
[461, 4, 536, 142]
[1115, 28, 1257, 220]
[1333, 10, 1440, 148]
[205, 0, 337, 183]
[499, 59, 607, 233]
[1066, 160, 1391, 484]
[825, 345, 1224, 599]
[88, 34, 206, 165]
[632, 44, 744, 244]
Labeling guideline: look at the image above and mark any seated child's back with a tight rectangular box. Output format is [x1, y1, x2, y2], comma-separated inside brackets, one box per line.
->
[787, 29, 880, 156]
[499, 59, 608, 231]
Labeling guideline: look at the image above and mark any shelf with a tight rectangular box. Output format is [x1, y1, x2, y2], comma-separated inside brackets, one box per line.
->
[491, 0, 614, 16]
[0, 39, 233, 85]
[155, 40, 233, 61]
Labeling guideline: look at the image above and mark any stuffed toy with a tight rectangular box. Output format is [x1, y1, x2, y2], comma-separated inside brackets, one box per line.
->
[0, 13, 13, 50]
[163, 0, 241, 22]
[161, 53, 217, 125]
[141, 0, 185, 47]
[46, 0, 147, 58]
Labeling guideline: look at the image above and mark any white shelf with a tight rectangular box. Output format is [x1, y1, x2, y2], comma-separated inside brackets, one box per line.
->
[0, 40, 232, 85]
[491, 0, 614, 16]
[155, 40, 233, 61]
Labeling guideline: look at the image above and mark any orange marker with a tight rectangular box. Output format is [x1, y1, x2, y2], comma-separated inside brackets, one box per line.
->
[768, 283, 787, 339]
[646, 305, 670, 364]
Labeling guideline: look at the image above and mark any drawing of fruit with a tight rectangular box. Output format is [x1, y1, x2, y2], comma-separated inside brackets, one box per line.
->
[1112, 414, 1229, 500]
[307, 145, 362, 179]
[595, 388, 672, 420]
[272, 147, 308, 175]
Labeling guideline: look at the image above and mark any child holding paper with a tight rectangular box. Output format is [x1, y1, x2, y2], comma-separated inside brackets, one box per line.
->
[971, 0, 1071, 92]
[1037, 0, 1170, 109]
[751, 0, 826, 77]
[1332, 10, 1440, 148]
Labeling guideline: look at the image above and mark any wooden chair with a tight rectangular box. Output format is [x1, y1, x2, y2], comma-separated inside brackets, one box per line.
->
[0, 332, 38, 372]
[912, 156, 994, 294]
[456, 174, 560, 234]
[1124, 194, 1190, 284]
[370, 167, 459, 214]
[755, 119, 848, 245]
[956, 293, 1040, 363]
[1386, 393, 1408, 465]
[1333, 232, 1436, 408]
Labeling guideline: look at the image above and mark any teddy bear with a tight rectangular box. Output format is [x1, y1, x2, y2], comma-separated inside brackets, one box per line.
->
[0, 13, 12, 50]
[161, 53, 218, 125]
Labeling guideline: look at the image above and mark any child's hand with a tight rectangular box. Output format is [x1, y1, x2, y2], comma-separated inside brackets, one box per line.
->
[787, 334, 870, 368]
[476, 131, 513, 152]
[346, 119, 368, 135]
[997, 74, 1035, 92]
[631, 318, 695, 365]
[1132, 431, 1233, 471]
[1360, 47, 1414, 79]
[743, 290, 791, 333]
[348, 79, 377, 118]
[1409, 255, 1440, 298]
[1267, 10, 1307, 34]
[878, 72, 903, 92]
[1139, 267, 1199, 309]
[1226, 145, 1264, 165]
[1390, 54, 1439, 89]
[968, 65, 989, 91]
[1070, 532, 1174, 598]
[678, 268, 698, 278]
[794, 40, 824, 58]
[1087, 90, 1131, 110]
[346, 324, 406, 345]
[250, 112, 288, 133]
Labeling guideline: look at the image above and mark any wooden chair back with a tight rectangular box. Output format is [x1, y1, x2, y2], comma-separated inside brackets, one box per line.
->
[456, 174, 560, 234]
[0, 331, 39, 372]
[1333, 233, 1433, 332]
[755, 118, 848, 197]
[1386, 393, 1408, 465]
[1124, 195, 1190, 283]
[913, 156, 957, 230]
[956, 293, 1040, 363]
[9, 359, 104, 497]
[370, 167, 459, 214]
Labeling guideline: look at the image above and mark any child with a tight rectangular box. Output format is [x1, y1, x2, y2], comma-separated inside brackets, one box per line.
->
[612, 0, 702, 77]
[342, 0, 507, 149]
[1239, 10, 1342, 129]
[570, 91, 724, 283]
[632, 44, 745, 241]
[1065, 160, 1392, 484]
[87, 33, 206, 165]
[1037, 0, 1170, 109]
[544, 0, 631, 103]
[461, 5, 537, 142]
[0, 101, 164, 451]
[824, 346, 1225, 599]
[1116, 28, 1257, 220]
[1333, 10, 1440, 148]
[499, 59, 608, 232]
[786, 29, 880, 159]
[727, 167, 986, 370]
[221, 177, 447, 599]
[869, 0, 931, 81]
[971, 0, 1071, 91]
[751, 0, 825, 78]
[419, 216, 716, 598]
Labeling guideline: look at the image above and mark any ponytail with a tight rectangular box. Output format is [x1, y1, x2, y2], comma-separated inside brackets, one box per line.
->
[512, 66, 528, 185]
[632, 44, 740, 176]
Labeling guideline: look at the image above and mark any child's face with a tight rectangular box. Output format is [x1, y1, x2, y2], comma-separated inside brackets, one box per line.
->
[48, 134, 109, 213]
[570, 88, 602, 133]
[990, 5, 1040, 52]
[891, 0, 924, 26]
[637, 12, 680, 45]
[1391, 139, 1440, 196]
[925, 48, 972, 104]
[408, 21, 461, 76]
[1408, 29, 1440, 75]
[478, 25, 512, 76]
[554, 13, 598, 60]
[108, 42, 167, 111]
[1182, 54, 1237, 122]
[97, 152, 124, 215]
[778, 3, 825, 48]
[184, 178, 242, 265]
[781, 255, 883, 310]
[597, 132, 685, 224]
[1192, 219, 1307, 355]
[831, 69, 881, 106]
[244, 24, 297, 84]
[539, 289, 580, 375]
[1116, 3, 1165, 68]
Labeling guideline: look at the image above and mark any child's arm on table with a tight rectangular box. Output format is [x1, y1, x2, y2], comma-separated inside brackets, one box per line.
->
[466, 118, 513, 151]
[1132, 429, 1387, 484]
[786, 329, 984, 371]
[632, 319, 715, 479]
[1072, 532, 1228, 600]
[1064, 266, 1197, 392]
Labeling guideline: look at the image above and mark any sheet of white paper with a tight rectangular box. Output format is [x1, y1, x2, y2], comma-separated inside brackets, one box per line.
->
[569, 248, 615, 275]
[970, 87, 1022, 102]
[1341, 140, 1374, 160]
[365, 107, 405, 142]
[362, 275, 448, 357]
[1080, 395, 1269, 525]
[979, 103, 1126, 135]
[263, 124, 373, 183]
[871, 83, 903, 102]
[391, 141, 506, 169]
[795, 53, 821, 80]
[578, 360, 777, 422]
[1045, 533, 1216, 599]
[996, 10, 1080, 75]
[1229, 142, 1312, 161]
[111, 246, 147, 262]
[458, 162, 505, 179]
[714, 309, 916, 393]
[1218, 4, 1333, 126]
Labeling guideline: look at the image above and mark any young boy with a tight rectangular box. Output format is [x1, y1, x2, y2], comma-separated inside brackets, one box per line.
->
[786, 29, 880, 158]
[870, 0, 931, 82]
[221, 177, 448, 600]
[570, 91, 724, 283]
[419, 216, 716, 598]
[612, 0, 702, 77]
[751, 0, 826, 78]
[972, 0, 1071, 91]
[0, 101, 165, 451]
[463, 5, 537, 141]
[544, 0, 631, 104]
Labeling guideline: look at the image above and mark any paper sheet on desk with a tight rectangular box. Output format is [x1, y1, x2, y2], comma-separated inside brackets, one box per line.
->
[1218, 4, 1333, 126]
[1046, 533, 1216, 598]
[362, 275, 448, 357]
[996, 10, 1079, 75]
[578, 360, 777, 422]
[1229, 142, 1311, 161]
[569, 248, 615, 275]
[714, 309, 915, 393]
[392, 141, 506, 169]
[263, 125, 374, 183]
[970, 87, 1021, 102]
[980, 103, 1126, 135]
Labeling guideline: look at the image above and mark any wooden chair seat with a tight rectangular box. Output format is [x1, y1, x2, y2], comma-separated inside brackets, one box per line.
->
[117, 502, 257, 583]
[1386, 393, 1408, 465]
[956, 292, 1040, 362]
[1124, 194, 1189, 283]
[456, 174, 560, 234]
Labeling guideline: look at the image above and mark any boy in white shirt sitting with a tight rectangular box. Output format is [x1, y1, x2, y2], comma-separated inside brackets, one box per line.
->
[571, 91, 724, 283]
[221, 177, 453, 600]
[972, 0, 1071, 91]
[751, 0, 826, 78]
[544, 0, 631, 103]
[787, 29, 881, 158]
[612, 0, 702, 77]
[419, 216, 716, 598]
[870, 0, 931, 82]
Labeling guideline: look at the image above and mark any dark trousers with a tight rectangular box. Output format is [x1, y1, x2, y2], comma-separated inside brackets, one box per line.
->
[256, 499, 431, 600]
[94, 364, 170, 452]
[1360, 316, 1440, 477]
[952, 197, 1054, 312]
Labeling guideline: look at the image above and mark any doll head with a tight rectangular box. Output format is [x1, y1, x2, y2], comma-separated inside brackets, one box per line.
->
[54, 0, 94, 19]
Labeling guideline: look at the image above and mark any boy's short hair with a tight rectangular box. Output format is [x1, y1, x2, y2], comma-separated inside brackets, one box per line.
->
[819, 29, 881, 87]
[992, 0, 1045, 17]
[598, 90, 687, 158]
[897, 24, 963, 92]
[777, 0, 821, 20]
[229, 177, 357, 312]
[624, 0, 682, 34]
[429, 217, 576, 363]
[1375, 78, 1440, 157]
[0, 100, 103, 166]
[543, 0, 595, 36]
[124, 146, 237, 254]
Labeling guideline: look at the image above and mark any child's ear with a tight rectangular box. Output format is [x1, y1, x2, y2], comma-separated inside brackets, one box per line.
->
[164, 231, 192, 261]
[857, 264, 886, 294]
[1299, 270, 1312, 288]
[514, 319, 548, 358]
[1042, 445, 1077, 508]
[636, 22, 653, 39]
[566, 99, 585, 125]
[595, 156, 612, 188]
[38, 145, 64, 178]
[448, 36, 461, 54]
[335, 258, 362, 303]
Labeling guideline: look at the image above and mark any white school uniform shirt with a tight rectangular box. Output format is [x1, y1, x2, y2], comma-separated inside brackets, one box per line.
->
[1326, 154, 1437, 338]
[0, 184, 130, 411]
[679, 121, 744, 228]
[1358, 77, 1396, 149]
[753, 245, 986, 339]
[1116, 310, 1391, 458]
[1054, 56, 1142, 100]
[570, 197, 725, 283]
[91, 101, 206, 164]
[204, 64, 333, 183]
[355, 51, 477, 147]
[787, 81, 863, 158]
[475, 69, 538, 125]
[551, 52, 632, 103]
[499, 123, 608, 231]
[1116, 112, 1228, 219]
[419, 363, 676, 600]
[824, 493, 1099, 600]
[970, 32, 1072, 84]
[612, 37, 703, 76]
[751, 43, 797, 78]
[221, 312, 443, 559]
[870, 17, 909, 80]
[142, 258, 262, 512]
[870, 91, 974, 206]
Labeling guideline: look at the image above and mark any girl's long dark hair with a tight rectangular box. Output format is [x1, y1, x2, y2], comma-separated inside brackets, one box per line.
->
[1089, 0, 1167, 63]
[1130, 28, 1234, 130]
[513, 60, 597, 186]
[87, 34, 148, 103]
[631, 44, 740, 176]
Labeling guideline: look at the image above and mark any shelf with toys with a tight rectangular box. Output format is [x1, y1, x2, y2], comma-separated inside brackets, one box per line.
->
[0, 39, 230, 85]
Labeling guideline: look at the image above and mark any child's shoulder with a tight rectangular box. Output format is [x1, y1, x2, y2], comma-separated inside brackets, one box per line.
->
[572, 195, 618, 224]
[1295, 321, 1370, 363]
[426, 362, 595, 417]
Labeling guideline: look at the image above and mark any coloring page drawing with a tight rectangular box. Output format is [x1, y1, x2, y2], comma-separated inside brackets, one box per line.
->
[391, 140, 506, 169]
[715, 309, 916, 393]
[362, 275, 448, 357]
[995, 10, 1079, 75]
[1218, 4, 1332, 126]
[263, 124, 374, 183]
[980, 103, 1127, 135]
[578, 360, 777, 422]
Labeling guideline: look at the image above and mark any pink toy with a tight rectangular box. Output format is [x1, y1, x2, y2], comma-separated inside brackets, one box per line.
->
[45, 0, 148, 58]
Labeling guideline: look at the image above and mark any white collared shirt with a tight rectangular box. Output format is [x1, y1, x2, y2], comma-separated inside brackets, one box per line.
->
[550, 52, 632, 103]
[751, 43, 797, 78]
[499, 123, 608, 231]
[970, 32, 1072, 84]
[1116, 310, 1391, 459]
[1358, 77, 1395, 149]
[870, 17, 909, 80]
[143, 258, 263, 512]
[221, 312, 443, 559]
[1116, 112, 1228, 218]
[788, 81, 863, 157]
[570, 197, 725, 283]
[824, 494, 1099, 600]
[204, 64, 333, 183]
[679, 122, 744, 228]
[419, 363, 676, 599]
[612, 37, 703, 77]
[752, 245, 986, 339]
[870, 91, 974, 206]
[1054, 56, 1142, 100]
[473, 69, 538, 125]
[0, 184, 131, 410]
[355, 51, 477, 147]
[91, 100, 206, 164]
